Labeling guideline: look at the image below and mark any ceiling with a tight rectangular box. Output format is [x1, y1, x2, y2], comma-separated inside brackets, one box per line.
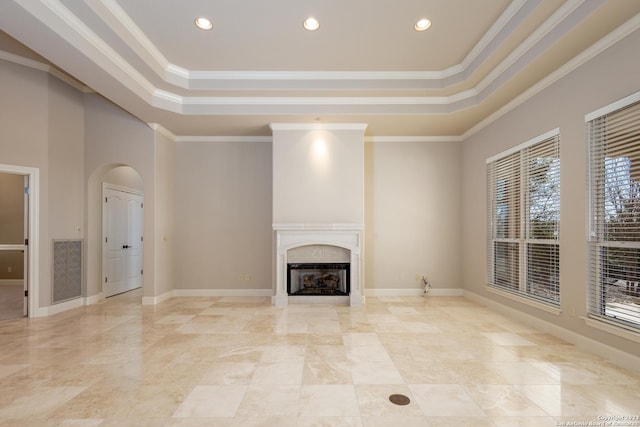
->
[1, 0, 639, 139]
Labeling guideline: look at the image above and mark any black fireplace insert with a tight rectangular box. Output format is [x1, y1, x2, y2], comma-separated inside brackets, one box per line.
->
[287, 262, 350, 296]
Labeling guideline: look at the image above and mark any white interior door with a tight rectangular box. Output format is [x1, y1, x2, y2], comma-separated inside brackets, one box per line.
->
[103, 186, 143, 297]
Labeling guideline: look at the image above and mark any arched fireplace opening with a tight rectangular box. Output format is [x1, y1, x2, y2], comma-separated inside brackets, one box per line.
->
[287, 262, 350, 296]
[286, 244, 351, 297]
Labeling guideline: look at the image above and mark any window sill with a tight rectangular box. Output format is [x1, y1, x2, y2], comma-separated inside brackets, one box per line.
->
[484, 285, 562, 315]
[581, 316, 640, 344]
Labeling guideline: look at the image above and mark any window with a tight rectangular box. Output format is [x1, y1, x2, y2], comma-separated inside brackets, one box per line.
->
[587, 92, 640, 330]
[487, 129, 560, 305]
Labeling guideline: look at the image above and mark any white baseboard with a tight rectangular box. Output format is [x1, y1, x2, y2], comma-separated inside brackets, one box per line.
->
[142, 290, 175, 305]
[34, 297, 84, 317]
[85, 292, 104, 305]
[365, 288, 463, 297]
[463, 290, 640, 374]
[173, 288, 274, 298]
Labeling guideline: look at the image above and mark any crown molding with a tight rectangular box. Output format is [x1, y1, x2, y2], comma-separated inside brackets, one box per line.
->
[0, 49, 49, 71]
[148, 123, 176, 141]
[269, 123, 368, 132]
[83, 0, 542, 92]
[84, 0, 169, 77]
[455, 0, 530, 72]
[174, 135, 463, 143]
[10, 0, 625, 118]
[365, 136, 463, 143]
[13, 0, 157, 101]
[0, 49, 89, 92]
[175, 135, 272, 143]
[462, 11, 640, 140]
[473, 0, 590, 96]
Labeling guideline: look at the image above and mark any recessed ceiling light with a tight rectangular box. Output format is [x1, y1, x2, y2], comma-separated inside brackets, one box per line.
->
[195, 17, 213, 30]
[414, 18, 432, 32]
[304, 17, 320, 31]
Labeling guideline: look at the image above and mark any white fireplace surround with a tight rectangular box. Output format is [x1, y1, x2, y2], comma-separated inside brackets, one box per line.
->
[273, 224, 364, 306]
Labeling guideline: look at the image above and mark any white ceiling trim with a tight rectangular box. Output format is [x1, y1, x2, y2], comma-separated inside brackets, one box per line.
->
[0, 49, 49, 72]
[454, 0, 530, 73]
[14, 0, 157, 103]
[168, 135, 465, 143]
[270, 123, 368, 131]
[174, 135, 273, 143]
[0, 49, 90, 92]
[84, 0, 170, 79]
[473, 0, 588, 95]
[8, 3, 640, 120]
[462, 11, 640, 140]
[148, 123, 176, 141]
[10, 0, 639, 135]
[21, 0, 594, 109]
[85, 0, 532, 91]
[366, 136, 464, 143]
[14, 0, 612, 116]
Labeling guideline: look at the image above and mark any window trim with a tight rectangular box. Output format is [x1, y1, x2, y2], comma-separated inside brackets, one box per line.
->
[585, 91, 640, 332]
[486, 128, 560, 163]
[485, 285, 562, 315]
[487, 128, 561, 307]
[585, 90, 640, 122]
[581, 316, 640, 344]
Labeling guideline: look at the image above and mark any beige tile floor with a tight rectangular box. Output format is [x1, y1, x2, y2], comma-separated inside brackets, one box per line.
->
[1, 289, 639, 426]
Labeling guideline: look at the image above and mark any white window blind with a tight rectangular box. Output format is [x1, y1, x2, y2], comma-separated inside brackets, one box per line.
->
[587, 96, 640, 330]
[487, 130, 560, 304]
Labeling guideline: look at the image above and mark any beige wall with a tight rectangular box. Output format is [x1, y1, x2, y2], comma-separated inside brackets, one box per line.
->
[174, 141, 272, 290]
[47, 74, 84, 246]
[365, 140, 461, 291]
[0, 59, 87, 308]
[172, 137, 461, 293]
[153, 130, 175, 296]
[272, 126, 365, 225]
[0, 60, 49, 305]
[461, 30, 640, 358]
[102, 166, 144, 191]
[83, 93, 156, 298]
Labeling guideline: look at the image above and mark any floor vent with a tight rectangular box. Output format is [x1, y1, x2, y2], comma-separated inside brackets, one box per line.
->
[52, 239, 83, 303]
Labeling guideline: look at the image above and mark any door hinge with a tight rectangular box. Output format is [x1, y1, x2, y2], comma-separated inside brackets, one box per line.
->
[105, 276, 108, 283]
[24, 238, 28, 245]
[141, 269, 144, 275]
[105, 197, 107, 203]
[24, 187, 30, 195]
[141, 202, 143, 208]
[105, 237, 108, 243]
[141, 236, 143, 242]
[24, 290, 28, 297]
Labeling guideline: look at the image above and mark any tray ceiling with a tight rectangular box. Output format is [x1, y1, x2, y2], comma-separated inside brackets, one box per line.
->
[0, 0, 639, 137]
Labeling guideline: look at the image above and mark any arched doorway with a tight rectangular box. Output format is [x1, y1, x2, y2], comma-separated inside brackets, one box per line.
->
[87, 164, 144, 301]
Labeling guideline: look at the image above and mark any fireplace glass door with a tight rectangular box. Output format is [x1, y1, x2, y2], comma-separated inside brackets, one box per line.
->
[287, 263, 350, 296]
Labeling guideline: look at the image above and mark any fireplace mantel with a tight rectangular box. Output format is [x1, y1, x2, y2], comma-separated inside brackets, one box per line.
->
[273, 224, 364, 306]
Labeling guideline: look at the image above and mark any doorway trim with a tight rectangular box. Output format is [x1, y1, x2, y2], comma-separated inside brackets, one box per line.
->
[0, 163, 39, 318]
[102, 182, 144, 298]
